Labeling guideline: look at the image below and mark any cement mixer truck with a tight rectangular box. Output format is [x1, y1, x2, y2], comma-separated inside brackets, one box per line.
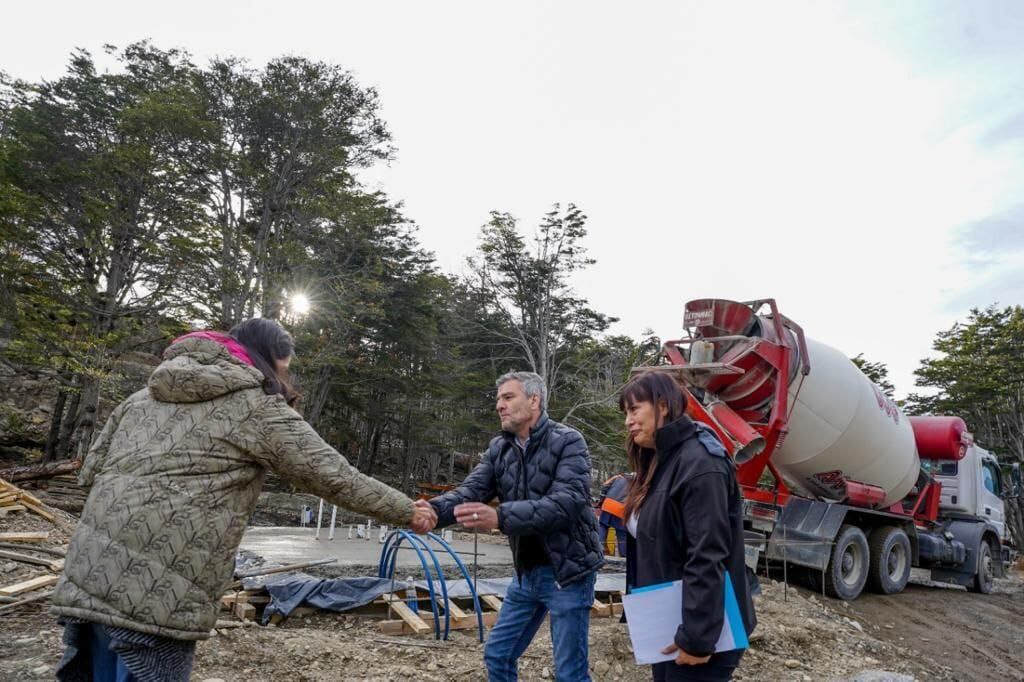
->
[658, 298, 1010, 601]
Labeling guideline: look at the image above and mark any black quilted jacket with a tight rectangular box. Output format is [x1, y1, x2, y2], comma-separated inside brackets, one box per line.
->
[430, 414, 604, 585]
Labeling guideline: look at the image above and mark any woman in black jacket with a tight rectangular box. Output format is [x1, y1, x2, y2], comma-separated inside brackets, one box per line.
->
[619, 371, 756, 681]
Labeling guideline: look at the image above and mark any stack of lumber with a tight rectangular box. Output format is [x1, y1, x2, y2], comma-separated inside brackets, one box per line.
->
[32, 474, 89, 513]
[0, 531, 64, 615]
[376, 591, 502, 635]
[0, 478, 56, 522]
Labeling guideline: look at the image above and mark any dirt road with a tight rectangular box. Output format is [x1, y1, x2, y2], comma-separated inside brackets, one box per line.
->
[847, 572, 1024, 681]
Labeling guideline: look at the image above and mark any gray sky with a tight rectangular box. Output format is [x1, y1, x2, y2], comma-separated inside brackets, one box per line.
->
[3, 1, 1023, 397]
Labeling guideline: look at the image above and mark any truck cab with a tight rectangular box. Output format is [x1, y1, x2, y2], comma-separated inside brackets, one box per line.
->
[922, 445, 1007, 543]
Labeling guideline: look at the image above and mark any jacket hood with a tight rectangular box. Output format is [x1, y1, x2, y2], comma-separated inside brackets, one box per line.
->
[148, 336, 264, 403]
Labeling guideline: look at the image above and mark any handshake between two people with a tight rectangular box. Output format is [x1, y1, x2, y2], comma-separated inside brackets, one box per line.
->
[407, 499, 500, 535]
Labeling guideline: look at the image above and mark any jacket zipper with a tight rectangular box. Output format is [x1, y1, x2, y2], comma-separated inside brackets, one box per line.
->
[519, 434, 560, 588]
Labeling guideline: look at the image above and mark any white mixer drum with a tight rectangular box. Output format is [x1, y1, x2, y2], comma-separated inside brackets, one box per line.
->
[772, 337, 920, 507]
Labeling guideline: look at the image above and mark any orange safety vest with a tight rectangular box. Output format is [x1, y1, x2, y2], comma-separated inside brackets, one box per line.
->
[599, 474, 631, 520]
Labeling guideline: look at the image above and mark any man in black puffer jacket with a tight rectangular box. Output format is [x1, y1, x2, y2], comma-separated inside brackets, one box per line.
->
[427, 371, 604, 681]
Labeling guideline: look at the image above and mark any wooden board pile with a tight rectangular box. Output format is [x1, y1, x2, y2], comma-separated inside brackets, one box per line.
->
[32, 474, 89, 514]
[0, 478, 56, 522]
[0, 460, 89, 515]
[0, 531, 64, 615]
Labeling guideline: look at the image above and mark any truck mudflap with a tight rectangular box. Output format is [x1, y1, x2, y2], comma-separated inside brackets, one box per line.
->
[764, 497, 849, 571]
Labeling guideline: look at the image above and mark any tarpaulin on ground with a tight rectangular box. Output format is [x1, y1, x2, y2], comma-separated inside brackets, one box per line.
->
[260, 576, 412, 624]
[259, 573, 630, 623]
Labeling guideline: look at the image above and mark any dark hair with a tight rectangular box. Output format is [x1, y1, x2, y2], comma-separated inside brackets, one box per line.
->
[618, 371, 689, 520]
[229, 318, 298, 406]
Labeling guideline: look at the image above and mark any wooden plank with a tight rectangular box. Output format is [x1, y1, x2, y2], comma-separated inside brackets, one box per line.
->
[0, 542, 64, 557]
[445, 600, 469, 619]
[378, 609, 500, 636]
[234, 557, 337, 579]
[593, 604, 623, 618]
[387, 598, 431, 634]
[378, 594, 467, 619]
[0, 505, 26, 516]
[0, 574, 59, 597]
[0, 532, 49, 544]
[232, 601, 256, 621]
[480, 594, 503, 612]
[20, 499, 56, 523]
[0, 549, 63, 572]
[0, 589, 55, 615]
[220, 593, 270, 609]
[0, 480, 45, 507]
[0, 493, 19, 505]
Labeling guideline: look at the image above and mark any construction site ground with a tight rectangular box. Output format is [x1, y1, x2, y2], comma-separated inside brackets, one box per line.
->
[3, 509, 1024, 681]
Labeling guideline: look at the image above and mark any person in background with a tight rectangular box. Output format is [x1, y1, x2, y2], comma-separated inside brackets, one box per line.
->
[598, 472, 633, 557]
[619, 371, 756, 681]
[52, 318, 436, 682]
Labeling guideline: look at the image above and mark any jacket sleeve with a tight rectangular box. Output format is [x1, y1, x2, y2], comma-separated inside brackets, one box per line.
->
[675, 471, 732, 656]
[430, 446, 498, 528]
[79, 400, 126, 487]
[250, 396, 415, 527]
[496, 431, 591, 536]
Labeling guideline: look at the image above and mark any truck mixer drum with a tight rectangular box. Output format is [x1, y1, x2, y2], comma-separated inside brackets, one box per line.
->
[680, 298, 919, 507]
[664, 296, 1008, 601]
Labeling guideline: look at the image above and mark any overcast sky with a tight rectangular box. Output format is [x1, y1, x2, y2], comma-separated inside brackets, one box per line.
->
[3, 1, 1023, 398]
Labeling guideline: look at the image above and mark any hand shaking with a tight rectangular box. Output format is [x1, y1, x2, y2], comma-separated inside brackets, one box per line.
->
[409, 499, 438, 534]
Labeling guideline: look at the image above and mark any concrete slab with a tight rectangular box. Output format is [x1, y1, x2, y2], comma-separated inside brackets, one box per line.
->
[239, 526, 514, 569]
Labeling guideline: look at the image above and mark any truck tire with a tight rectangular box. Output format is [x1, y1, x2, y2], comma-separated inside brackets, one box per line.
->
[867, 526, 911, 594]
[824, 524, 869, 601]
[968, 541, 994, 594]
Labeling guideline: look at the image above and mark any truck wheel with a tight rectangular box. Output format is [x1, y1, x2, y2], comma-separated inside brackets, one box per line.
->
[867, 526, 911, 594]
[824, 524, 869, 601]
[969, 542, 994, 594]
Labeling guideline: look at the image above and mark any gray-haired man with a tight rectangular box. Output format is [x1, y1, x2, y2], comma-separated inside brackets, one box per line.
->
[422, 371, 604, 681]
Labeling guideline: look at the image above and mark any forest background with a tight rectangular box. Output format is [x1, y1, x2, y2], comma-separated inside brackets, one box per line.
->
[1, 45, 1020, 512]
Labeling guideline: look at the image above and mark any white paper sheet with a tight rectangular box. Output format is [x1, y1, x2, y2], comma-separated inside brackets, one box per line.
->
[621, 573, 748, 665]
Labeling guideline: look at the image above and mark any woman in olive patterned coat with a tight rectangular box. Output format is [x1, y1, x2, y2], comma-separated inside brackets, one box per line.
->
[52, 319, 435, 681]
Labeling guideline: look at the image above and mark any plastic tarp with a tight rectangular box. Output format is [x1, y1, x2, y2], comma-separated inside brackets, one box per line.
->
[258, 572, 629, 623]
[261, 575, 412, 624]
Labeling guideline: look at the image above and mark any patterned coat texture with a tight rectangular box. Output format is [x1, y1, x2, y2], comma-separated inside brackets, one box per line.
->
[51, 337, 415, 640]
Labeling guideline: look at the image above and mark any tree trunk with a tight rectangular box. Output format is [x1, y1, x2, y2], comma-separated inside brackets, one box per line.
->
[0, 459, 82, 483]
[72, 375, 100, 460]
[56, 388, 81, 461]
[302, 365, 332, 430]
[358, 422, 383, 475]
[42, 390, 67, 463]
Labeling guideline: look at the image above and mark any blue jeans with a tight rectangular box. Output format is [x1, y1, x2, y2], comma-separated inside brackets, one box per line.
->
[484, 566, 596, 681]
[88, 624, 136, 682]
